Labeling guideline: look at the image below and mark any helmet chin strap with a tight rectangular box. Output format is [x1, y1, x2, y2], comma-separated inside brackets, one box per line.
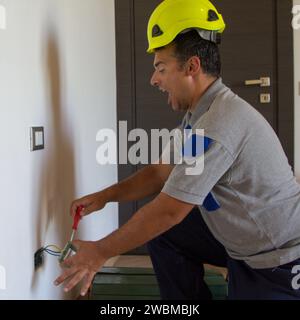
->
[180, 28, 221, 44]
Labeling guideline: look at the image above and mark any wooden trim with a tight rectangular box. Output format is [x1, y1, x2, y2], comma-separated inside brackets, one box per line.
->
[115, 0, 138, 228]
[276, 0, 295, 168]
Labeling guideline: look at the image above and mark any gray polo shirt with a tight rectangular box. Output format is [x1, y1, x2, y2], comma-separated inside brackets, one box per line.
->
[162, 78, 300, 269]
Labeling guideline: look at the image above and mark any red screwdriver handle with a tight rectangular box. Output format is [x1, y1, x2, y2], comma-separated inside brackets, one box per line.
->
[72, 205, 84, 230]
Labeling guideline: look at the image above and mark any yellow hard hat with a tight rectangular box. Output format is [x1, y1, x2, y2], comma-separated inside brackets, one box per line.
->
[147, 0, 226, 53]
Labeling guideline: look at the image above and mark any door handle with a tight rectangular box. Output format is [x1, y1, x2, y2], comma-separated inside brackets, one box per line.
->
[245, 77, 270, 87]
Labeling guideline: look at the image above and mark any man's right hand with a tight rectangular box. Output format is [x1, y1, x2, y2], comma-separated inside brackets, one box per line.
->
[70, 191, 108, 218]
[69, 164, 173, 219]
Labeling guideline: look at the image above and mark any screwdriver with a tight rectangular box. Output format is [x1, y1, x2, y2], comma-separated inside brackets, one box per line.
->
[70, 205, 84, 242]
[59, 205, 84, 263]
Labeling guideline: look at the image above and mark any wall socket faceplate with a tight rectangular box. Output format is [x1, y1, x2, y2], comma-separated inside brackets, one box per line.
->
[30, 127, 45, 151]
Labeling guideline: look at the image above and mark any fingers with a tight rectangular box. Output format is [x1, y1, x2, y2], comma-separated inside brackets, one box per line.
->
[54, 264, 77, 287]
[70, 201, 87, 217]
[70, 192, 105, 217]
[80, 272, 96, 297]
[54, 261, 95, 295]
[63, 269, 88, 293]
[55, 268, 94, 295]
[70, 202, 78, 217]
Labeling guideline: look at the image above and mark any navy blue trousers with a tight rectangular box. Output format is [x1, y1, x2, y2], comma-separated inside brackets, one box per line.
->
[147, 207, 300, 300]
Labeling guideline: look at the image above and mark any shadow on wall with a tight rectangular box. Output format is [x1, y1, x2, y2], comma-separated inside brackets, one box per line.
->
[30, 23, 76, 298]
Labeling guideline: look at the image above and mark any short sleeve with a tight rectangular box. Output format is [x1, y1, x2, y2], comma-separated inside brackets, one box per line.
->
[162, 140, 234, 205]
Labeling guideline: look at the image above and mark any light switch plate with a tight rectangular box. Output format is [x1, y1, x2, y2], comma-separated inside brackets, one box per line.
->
[30, 127, 44, 151]
[0, 5, 6, 30]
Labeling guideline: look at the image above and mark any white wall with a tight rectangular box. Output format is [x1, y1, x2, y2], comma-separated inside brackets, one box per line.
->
[0, 0, 118, 299]
[294, 0, 300, 179]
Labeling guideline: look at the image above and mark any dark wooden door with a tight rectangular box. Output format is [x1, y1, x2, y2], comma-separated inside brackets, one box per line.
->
[115, 0, 294, 254]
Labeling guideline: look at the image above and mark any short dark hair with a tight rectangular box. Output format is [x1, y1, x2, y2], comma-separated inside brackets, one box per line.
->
[170, 30, 221, 77]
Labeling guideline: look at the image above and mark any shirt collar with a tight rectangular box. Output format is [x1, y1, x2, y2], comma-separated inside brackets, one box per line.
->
[184, 77, 226, 127]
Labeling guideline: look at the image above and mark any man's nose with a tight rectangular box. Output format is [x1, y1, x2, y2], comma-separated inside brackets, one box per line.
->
[150, 71, 159, 87]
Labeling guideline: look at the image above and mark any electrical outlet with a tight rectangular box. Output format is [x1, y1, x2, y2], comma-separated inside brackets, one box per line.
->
[34, 248, 44, 270]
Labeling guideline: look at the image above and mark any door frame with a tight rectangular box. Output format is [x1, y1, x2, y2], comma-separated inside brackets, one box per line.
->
[115, 0, 295, 236]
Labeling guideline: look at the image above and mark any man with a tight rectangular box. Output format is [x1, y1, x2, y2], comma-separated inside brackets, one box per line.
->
[55, 0, 300, 299]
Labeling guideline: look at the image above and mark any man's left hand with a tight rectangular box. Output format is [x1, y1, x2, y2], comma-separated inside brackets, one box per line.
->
[54, 240, 106, 296]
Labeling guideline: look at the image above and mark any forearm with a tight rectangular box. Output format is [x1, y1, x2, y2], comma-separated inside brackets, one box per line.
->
[95, 194, 191, 259]
[103, 164, 171, 203]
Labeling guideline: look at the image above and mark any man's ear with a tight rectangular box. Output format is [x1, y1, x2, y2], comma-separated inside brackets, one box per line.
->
[186, 56, 201, 75]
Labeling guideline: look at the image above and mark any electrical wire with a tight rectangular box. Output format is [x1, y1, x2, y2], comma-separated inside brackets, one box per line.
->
[44, 248, 60, 254]
[44, 244, 62, 253]
[44, 249, 60, 257]
[44, 248, 61, 255]
[38, 244, 62, 258]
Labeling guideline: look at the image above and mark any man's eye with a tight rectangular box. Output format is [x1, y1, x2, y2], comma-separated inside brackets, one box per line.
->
[158, 69, 165, 73]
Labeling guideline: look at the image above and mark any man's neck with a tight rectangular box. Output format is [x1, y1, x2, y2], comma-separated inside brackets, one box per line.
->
[189, 76, 218, 113]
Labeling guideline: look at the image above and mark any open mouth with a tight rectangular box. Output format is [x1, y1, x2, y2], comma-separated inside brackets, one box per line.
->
[159, 87, 171, 105]
[168, 93, 172, 105]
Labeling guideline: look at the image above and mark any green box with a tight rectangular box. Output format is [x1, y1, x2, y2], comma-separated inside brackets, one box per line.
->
[91, 267, 227, 300]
